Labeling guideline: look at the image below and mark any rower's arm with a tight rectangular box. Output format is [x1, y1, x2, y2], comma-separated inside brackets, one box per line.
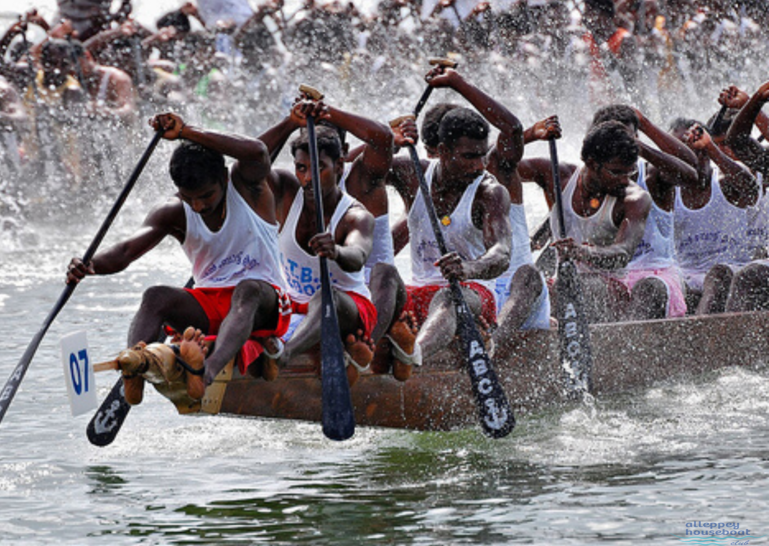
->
[460, 182, 512, 280]
[171, 121, 271, 187]
[257, 114, 302, 163]
[432, 68, 524, 168]
[636, 109, 698, 168]
[323, 105, 393, 180]
[725, 81, 769, 177]
[637, 141, 698, 187]
[67, 200, 183, 283]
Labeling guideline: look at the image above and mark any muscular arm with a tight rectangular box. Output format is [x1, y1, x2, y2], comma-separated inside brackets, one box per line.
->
[724, 81, 769, 178]
[324, 105, 393, 181]
[460, 182, 512, 280]
[68, 199, 184, 282]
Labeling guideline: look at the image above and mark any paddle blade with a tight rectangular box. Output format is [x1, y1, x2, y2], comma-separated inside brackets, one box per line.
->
[86, 377, 131, 447]
[555, 259, 594, 399]
[320, 286, 355, 441]
[451, 284, 515, 439]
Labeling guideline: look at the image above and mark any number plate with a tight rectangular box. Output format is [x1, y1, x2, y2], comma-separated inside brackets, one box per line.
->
[61, 331, 97, 416]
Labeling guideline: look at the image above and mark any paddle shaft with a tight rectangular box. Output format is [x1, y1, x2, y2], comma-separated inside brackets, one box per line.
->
[0, 130, 163, 426]
[549, 138, 594, 398]
[306, 115, 355, 441]
[405, 144, 514, 437]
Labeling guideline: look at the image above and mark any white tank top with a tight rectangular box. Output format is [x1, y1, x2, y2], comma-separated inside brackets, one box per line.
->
[747, 172, 767, 255]
[496, 203, 534, 283]
[674, 168, 754, 273]
[551, 166, 620, 247]
[408, 160, 495, 293]
[628, 160, 677, 270]
[339, 162, 395, 283]
[182, 179, 284, 289]
[279, 189, 371, 303]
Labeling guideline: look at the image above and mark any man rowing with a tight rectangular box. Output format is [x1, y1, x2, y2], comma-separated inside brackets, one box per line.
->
[549, 120, 652, 323]
[388, 65, 513, 366]
[260, 98, 379, 385]
[66, 112, 290, 403]
[671, 119, 759, 314]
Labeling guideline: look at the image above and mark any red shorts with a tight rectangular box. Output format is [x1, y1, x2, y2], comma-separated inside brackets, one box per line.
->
[185, 284, 292, 374]
[404, 282, 497, 327]
[291, 290, 377, 338]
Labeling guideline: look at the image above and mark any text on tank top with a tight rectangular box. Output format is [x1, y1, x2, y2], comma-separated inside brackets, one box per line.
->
[674, 168, 755, 272]
[279, 189, 371, 303]
[182, 179, 284, 289]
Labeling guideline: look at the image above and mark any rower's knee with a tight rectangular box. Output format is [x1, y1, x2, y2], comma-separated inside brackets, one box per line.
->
[231, 279, 272, 308]
[511, 264, 543, 294]
[139, 285, 180, 314]
[631, 277, 667, 319]
[704, 263, 734, 289]
[728, 263, 769, 311]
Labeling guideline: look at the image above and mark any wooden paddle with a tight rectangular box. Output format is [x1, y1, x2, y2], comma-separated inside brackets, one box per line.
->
[300, 84, 355, 441]
[393, 73, 515, 438]
[549, 138, 594, 399]
[0, 129, 163, 427]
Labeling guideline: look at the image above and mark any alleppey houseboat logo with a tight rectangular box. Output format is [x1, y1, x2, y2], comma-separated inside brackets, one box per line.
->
[677, 521, 763, 545]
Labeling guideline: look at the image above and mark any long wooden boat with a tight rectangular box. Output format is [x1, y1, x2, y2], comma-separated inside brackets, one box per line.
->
[161, 310, 769, 432]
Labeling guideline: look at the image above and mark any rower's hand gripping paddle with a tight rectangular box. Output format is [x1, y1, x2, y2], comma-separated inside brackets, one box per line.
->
[396, 62, 515, 438]
[549, 138, 594, 399]
[300, 84, 356, 441]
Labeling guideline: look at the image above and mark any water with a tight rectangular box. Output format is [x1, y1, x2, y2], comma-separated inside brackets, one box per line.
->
[2, 197, 769, 544]
[3, 1, 769, 544]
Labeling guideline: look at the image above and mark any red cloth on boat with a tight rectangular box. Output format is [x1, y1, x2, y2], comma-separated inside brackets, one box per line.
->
[290, 290, 377, 338]
[182, 284, 292, 374]
[404, 282, 497, 328]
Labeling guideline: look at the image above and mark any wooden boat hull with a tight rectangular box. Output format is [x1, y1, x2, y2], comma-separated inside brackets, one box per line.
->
[191, 311, 769, 431]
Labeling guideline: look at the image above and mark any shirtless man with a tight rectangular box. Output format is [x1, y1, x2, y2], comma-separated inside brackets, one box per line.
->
[388, 75, 512, 364]
[264, 100, 377, 385]
[66, 112, 290, 403]
[549, 120, 652, 323]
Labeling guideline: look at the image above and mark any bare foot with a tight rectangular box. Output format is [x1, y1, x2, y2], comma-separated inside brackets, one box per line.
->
[118, 341, 148, 406]
[387, 311, 420, 382]
[179, 327, 208, 400]
[344, 329, 374, 387]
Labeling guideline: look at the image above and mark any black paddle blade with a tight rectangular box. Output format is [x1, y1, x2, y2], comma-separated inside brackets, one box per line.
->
[86, 377, 131, 447]
[320, 284, 355, 441]
[451, 284, 515, 439]
[555, 259, 594, 399]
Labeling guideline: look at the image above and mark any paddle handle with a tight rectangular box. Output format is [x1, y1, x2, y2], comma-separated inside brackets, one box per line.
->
[549, 138, 567, 240]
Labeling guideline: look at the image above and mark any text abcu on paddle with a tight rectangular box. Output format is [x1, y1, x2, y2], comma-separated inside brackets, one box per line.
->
[0, 130, 164, 426]
[398, 62, 514, 438]
[549, 137, 594, 399]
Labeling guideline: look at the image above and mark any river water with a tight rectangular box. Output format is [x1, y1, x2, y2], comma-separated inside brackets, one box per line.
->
[2, 140, 769, 546]
[2, 1, 769, 544]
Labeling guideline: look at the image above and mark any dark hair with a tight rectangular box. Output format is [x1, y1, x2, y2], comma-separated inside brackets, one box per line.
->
[581, 120, 639, 165]
[585, 0, 615, 16]
[169, 140, 227, 190]
[438, 107, 489, 148]
[290, 125, 343, 161]
[591, 104, 639, 133]
[317, 119, 347, 148]
[156, 10, 191, 33]
[706, 108, 738, 138]
[668, 117, 701, 133]
[422, 103, 459, 148]
[41, 38, 74, 67]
